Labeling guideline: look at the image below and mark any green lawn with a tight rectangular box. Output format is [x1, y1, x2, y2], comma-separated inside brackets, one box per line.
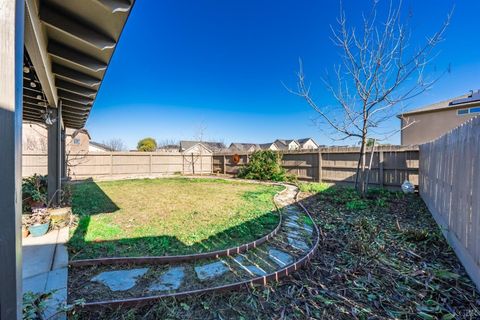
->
[68, 178, 282, 259]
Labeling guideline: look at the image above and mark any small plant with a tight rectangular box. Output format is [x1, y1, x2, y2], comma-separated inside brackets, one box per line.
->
[23, 291, 52, 320]
[23, 290, 85, 320]
[346, 199, 368, 210]
[238, 150, 287, 181]
[22, 174, 48, 211]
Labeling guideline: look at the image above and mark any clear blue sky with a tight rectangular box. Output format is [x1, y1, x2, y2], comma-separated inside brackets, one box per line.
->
[87, 0, 479, 149]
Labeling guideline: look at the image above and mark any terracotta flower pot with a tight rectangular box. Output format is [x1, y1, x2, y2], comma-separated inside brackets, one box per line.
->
[22, 226, 29, 238]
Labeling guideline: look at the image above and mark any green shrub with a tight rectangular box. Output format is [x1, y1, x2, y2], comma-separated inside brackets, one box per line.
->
[137, 137, 157, 151]
[238, 150, 287, 181]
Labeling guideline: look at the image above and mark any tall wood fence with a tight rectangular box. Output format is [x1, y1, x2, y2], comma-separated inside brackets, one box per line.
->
[22, 152, 212, 179]
[420, 116, 480, 290]
[23, 147, 419, 188]
[213, 146, 419, 188]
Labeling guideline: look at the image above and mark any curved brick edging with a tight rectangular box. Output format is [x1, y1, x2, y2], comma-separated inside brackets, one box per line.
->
[69, 182, 288, 267]
[77, 185, 321, 309]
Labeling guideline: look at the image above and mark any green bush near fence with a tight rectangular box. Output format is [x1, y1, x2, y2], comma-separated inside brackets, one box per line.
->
[238, 150, 289, 181]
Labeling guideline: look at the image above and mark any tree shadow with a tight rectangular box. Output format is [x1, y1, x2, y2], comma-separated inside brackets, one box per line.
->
[67, 180, 281, 260]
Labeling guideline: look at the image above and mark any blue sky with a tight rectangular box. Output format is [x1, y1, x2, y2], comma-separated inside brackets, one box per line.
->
[87, 0, 479, 149]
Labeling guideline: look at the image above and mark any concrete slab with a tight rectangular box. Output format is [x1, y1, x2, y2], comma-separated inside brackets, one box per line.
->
[23, 272, 49, 294]
[149, 267, 185, 292]
[44, 268, 68, 320]
[52, 244, 68, 270]
[92, 268, 149, 291]
[268, 248, 294, 267]
[195, 261, 229, 281]
[22, 227, 70, 320]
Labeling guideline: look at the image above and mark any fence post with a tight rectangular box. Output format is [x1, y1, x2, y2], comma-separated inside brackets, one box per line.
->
[317, 150, 322, 182]
[379, 151, 384, 188]
[182, 154, 185, 175]
[223, 155, 226, 174]
[149, 154, 152, 176]
[110, 153, 113, 176]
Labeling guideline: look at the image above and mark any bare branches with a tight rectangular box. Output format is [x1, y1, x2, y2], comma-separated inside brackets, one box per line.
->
[102, 138, 126, 151]
[287, 0, 451, 194]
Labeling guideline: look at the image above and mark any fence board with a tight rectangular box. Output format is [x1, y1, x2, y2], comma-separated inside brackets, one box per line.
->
[213, 146, 418, 188]
[419, 116, 480, 291]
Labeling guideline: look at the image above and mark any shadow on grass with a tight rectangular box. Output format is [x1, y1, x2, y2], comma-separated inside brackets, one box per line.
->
[68, 179, 280, 260]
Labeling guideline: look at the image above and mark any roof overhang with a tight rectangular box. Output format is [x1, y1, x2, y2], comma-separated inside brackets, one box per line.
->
[23, 0, 135, 129]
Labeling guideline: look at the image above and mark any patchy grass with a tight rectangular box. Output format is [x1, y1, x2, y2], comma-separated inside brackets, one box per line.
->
[74, 184, 479, 319]
[298, 181, 330, 193]
[68, 178, 281, 259]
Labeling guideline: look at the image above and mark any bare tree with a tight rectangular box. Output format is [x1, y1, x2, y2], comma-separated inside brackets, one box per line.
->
[157, 139, 180, 151]
[288, 1, 451, 194]
[102, 138, 126, 151]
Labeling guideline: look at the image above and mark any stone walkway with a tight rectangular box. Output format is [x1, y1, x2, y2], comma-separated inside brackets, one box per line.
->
[69, 184, 318, 305]
[23, 227, 69, 320]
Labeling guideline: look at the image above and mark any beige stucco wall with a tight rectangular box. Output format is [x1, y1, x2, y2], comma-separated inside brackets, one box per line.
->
[66, 128, 90, 154]
[401, 108, 477, 145]
[22, 122, 90, 154]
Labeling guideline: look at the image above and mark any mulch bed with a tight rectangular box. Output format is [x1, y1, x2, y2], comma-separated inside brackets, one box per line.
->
[71, 187, 479, 320]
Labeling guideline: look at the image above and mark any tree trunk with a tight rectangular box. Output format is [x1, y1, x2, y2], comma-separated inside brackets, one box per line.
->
[359, 135, 367, 196]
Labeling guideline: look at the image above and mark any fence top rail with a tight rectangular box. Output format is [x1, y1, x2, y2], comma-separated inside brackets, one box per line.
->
[213, 145, 419, 156]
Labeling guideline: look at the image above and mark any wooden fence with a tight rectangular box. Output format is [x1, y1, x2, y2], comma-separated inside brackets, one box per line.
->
[22, 152, 212, 179]
[420, 116, 480, 290]
[213, 146, 419, 188]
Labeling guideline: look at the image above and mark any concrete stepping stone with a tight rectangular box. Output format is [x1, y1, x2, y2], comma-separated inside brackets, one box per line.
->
[268, 248, 294, 267]
[195, 261, 229, 281]
[233, 256, 267, 276]
[287, 236, 309, 251]
[91, 268, 148, 291]
[149, 267, 185, 292]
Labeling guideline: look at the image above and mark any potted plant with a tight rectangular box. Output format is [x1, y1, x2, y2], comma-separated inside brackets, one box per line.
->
[24, 207, 50, 237]
[22, 174, 48, 210]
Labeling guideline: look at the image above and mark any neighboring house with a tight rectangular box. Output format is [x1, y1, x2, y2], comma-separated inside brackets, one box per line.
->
[398, 90, 480, 145]
[22, 122, 91, 154]
[157, 144, 181, 152]
[297, 138, 319, 150]
[180, 142, 214, 155]
[259, 142, 279, 151]
[228, 143, 261, 152]
[228, 138, 319, 152]
[180, 140, 226, 153]
[273, 139, 301, 150]
[67, 128, 91, 154]
[89, 141, 113, 152]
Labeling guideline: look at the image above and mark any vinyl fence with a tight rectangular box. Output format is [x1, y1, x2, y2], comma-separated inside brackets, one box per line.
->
[213, 146, 419, 188]
[420, 116, 480, 290]
[22, 152, 212, 180]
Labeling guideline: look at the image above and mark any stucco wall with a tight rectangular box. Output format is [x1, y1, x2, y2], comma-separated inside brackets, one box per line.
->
[401, 108, 476, 145]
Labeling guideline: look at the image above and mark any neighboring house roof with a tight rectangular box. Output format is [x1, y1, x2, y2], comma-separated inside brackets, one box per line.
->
[274, 139, 300, 149]
[89, 141, 113, 151]
[297, 138, 319, 148]
[158, 144, 180, 151]
[71, 128, 91, 140]
[399, 90, 480, 117]
[259, 142, 276, 150]
[229, 143, 261, 152]
[180, 140, 226, 152]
